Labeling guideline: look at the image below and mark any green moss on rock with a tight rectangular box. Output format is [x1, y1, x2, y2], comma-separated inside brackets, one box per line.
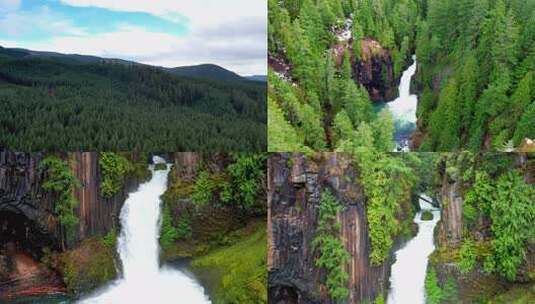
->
[191, 221, 267, 304]
[60, 238, 117, 296]
[154, 163, 167, 171]
[421, 210, 434, 221]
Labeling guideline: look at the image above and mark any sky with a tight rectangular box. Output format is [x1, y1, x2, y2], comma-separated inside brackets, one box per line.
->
[0, 0, 267, 75]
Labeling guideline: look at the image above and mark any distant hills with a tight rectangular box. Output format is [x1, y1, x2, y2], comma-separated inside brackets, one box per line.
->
[245, 75, 267, 82]
[0, 46, 266, 83]
[168, 64, 244, 82]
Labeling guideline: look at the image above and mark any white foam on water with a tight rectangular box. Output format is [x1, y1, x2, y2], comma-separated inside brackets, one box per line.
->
[387, 194, 440, 304]
[387, 55, 418, 151]
[79, 156, 211, 304]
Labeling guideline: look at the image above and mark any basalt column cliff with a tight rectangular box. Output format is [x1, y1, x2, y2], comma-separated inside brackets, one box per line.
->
[0, 151, 149, 299]
[268, 153, 414, 304]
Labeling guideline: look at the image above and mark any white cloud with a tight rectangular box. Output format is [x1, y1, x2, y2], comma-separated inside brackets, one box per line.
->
[0, 0, 267, 75]
[2, 23, 266, 75]
[59, 0, 266, 27]
[0, 0, 21, 14]
[0, 5, 86, 38]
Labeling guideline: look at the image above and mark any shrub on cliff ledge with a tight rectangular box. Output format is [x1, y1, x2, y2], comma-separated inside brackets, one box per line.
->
[191, 170, 216, 206]
[220, 153, 267, 211]
[60, 238, 116, 295]
[356, 152, 416, 265]
[312, 190, 350, 302]
[40, 155, 80, 243]
[99, 152, 133, 198]
[465, 169, 535, 280]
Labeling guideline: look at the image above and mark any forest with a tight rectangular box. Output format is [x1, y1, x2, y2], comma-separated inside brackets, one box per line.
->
[415, 0, 535, 151]
[0, 50, 266, 151]
[268, 0, 535, 152]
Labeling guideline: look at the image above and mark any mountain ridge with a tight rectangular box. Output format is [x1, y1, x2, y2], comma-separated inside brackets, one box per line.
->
[0, 46, 264, 83]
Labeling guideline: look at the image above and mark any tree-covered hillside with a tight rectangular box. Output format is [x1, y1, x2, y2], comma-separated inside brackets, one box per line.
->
[0, 49, 266, 151]
[269, 0, 535, 152]
[268, 0, 422, 152]
[415, 0, 535, 151]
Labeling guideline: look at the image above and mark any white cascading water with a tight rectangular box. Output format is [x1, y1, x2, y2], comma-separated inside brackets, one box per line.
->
[387, 55, 418, 151]
[79, 156, 211, 304]
[387, 194, 440, 304]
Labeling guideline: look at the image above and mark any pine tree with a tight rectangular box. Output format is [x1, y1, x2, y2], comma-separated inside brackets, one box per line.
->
[457, 54, 479, 136]
[372, 109, 395, 151]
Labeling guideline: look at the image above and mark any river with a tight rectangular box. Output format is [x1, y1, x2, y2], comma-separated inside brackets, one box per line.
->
[386, 55, 418, 151]
[387, 194, 440, 304]
[79, 156, 210, 304]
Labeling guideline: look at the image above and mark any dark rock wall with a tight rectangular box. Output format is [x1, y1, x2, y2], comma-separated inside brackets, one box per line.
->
[437, 171, 464, 248]
[355, 39, 397, 102]
[0, 151, 142, 249]
[268, 153, 391, 304]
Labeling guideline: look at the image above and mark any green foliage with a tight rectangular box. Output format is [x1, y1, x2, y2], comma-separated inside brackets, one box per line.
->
[458, 238, 477, 274]
[268, 96, 310, 152]
[175, 215, 193, 240]
[268, 0, 419, 151]
[61, 238, 116, 295]
[421, 210, 434, 221]
[99, 152, 132, 198]
[464, 167, 535, 281]
[154, 163, 167, 171]
[40, 155, 80, 240]
[425, 269, 444, 304]
[0, 53, 266, 151]
[159, 203, 179, 250]
[356, 152, 416, 265]
[485, 171, 535, 280]
[191, 170, 216, 206]
[220, 153, 267, 210]
[311, 190, 349, 302]
[425, 267, 460, 304]
[102, 228, 117, 250]
[374, 294, 385, 304]
[417, 0, 535, 150]
[192, 223, 267, 304]
[464, 171, 494, 223]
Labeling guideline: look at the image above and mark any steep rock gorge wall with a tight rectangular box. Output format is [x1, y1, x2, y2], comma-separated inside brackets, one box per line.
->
[70, 152, 140, 243]
[354, 39, 397, 102]
[0, 151, 145, 299]
[268, 153, 390, 304]
[437, 170, 463, 248]
[0, 151, 140, 248]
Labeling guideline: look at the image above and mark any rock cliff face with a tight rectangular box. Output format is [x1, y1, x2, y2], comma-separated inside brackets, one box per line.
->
[0, 152, 139, 248]
[268, 153, 391, 304]
[70, 152, 139, 243]
[437, 170, 463, 248]
[355, 39, 397, 102]
[0, 151, 144, 299]
[331, 38, 398, 102]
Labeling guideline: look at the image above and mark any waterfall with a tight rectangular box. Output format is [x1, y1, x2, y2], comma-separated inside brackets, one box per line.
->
[79, 156, 210, 304]
[387, 194, 440, 304]
[387, 55, 418, 151]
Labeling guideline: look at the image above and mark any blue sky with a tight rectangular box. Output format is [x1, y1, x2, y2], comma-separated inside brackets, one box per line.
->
[0, 0, 267, 75]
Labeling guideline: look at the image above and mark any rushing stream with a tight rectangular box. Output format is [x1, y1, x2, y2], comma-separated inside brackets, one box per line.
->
[387, 55, 418, 151]
[79, 156, 210, 304]
[387, 195, 440, 304]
